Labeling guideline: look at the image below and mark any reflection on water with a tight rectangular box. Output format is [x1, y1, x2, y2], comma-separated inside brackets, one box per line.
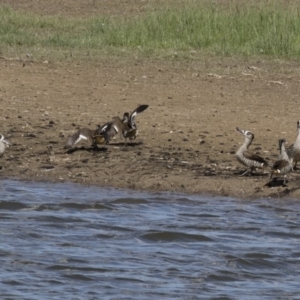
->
[0, 180, 299, 299]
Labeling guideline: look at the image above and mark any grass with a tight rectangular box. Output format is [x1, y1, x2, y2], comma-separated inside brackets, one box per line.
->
[1, 1, 300, 60]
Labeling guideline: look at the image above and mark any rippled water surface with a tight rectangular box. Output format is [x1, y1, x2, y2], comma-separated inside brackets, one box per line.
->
[1, 180, 300, 299]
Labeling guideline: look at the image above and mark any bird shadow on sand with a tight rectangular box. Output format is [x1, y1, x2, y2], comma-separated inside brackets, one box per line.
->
[233, 170, 269, 177]
[65, 146, 108, 154]
[109, 141, 144, 147]
[264, 178, 287, 188]
[64, 141, 143, 154]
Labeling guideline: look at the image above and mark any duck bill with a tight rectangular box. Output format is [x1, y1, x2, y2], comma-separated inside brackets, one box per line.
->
[236, 127, 245, 135]
[3, 139, 11, 147]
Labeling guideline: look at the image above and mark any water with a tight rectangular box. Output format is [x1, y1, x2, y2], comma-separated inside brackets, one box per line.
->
[0, 180, 300, 300]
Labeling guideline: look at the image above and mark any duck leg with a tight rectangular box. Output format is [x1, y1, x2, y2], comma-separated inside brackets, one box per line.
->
[240, 168, 252, 177]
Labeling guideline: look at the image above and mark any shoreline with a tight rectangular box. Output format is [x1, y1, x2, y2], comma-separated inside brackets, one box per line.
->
[1, 167, 298, 200]
[1, 58, 300, 200]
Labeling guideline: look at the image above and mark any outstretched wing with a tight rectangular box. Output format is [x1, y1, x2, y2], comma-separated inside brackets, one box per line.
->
[129, 104, 149, 127]
[135, 104, 149, 114]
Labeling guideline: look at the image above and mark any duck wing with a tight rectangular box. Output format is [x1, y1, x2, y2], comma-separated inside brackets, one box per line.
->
[243, 150, 268, 166]
[100, 117, 124, 143]
[129, 104, 149, 127]
[272, 159, 290, 171]
[65, 128, 92, 149]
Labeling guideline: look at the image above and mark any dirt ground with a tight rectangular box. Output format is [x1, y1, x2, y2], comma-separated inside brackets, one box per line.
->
[1, 1, 300, 199]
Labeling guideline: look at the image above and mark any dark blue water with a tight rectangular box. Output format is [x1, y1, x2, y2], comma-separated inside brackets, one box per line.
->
[0, 180, 299, 300]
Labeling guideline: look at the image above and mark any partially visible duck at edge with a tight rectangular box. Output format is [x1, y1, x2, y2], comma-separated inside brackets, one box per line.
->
[0, 134, 11, 157]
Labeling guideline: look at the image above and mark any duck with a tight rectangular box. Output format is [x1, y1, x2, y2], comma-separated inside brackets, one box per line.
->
[235, 127, 268, 176]
[64, 124, 108, 150]
[99, 117, 125, 144]
[101, 104, 149, 146]
[65, 104, 148, 149]
[269, 138, 292, 186]
[122, 104, 149, 144]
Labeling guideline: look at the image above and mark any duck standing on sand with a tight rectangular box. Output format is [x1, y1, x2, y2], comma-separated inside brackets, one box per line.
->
[235, 127, 268, 176]
[268, 138, 292, 186]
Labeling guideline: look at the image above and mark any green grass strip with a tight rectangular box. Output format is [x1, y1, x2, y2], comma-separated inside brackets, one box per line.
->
[1, 1, 300, 59]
